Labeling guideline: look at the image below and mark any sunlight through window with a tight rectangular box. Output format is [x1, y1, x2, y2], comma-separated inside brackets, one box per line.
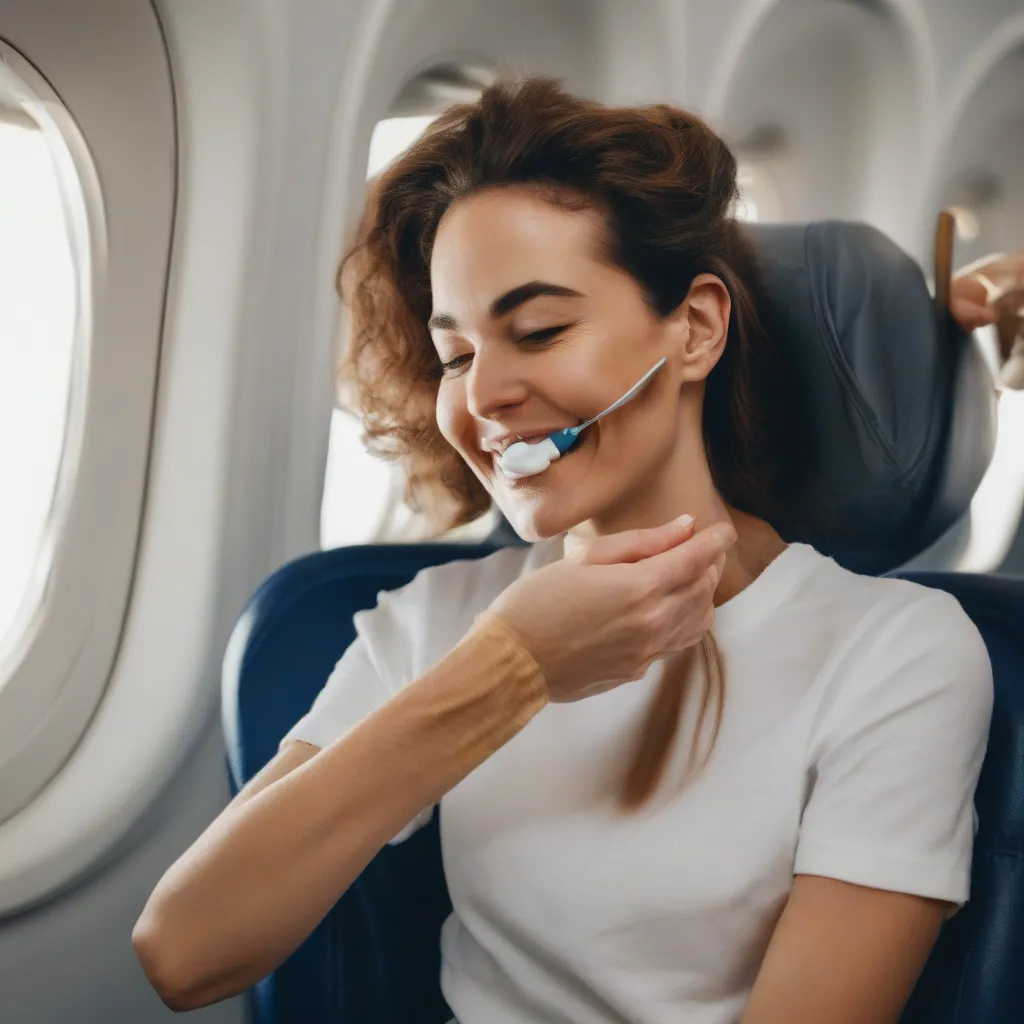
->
[366, 115, 437, 179]
[321, 115, 442, 548]
[735, 163, 783, 223]
[0, 116, 79, 652]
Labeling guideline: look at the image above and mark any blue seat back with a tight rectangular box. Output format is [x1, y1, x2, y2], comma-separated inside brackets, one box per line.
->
[222, 545, 1024, 1024]
[895, 571, 1024, 1024]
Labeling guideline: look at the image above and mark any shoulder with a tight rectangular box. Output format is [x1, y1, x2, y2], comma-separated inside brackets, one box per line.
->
[797, 549, 987, 664]
[809, 562, 993, 744]
[836, 563, 988, 676]
[370, 537, 559, 623]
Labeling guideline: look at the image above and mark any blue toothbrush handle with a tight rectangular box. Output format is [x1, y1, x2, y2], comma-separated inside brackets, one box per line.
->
[549, 428, 580, 454]
[545, 356, 668, 459]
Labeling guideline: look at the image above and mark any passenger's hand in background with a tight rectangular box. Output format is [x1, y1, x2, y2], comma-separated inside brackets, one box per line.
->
[487, 517, 736, 703]
[951, 252, 1024, 388]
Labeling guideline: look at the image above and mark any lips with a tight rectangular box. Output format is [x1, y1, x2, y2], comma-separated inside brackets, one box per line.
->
[481, 431, 562, 456]
[487, 429, 588, 485]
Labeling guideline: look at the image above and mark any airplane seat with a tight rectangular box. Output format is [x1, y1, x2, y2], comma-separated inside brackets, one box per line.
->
[893, 572, 1024, 1023]
[222, 219, 1021, 1023]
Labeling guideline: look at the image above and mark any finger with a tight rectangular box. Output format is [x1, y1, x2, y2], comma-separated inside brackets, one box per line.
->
[660, 572, 718, 650]
[997, 288, 1024, 318]
[643, 521, 737, 592]
[710, 552, 726, 589]
[580, 514, 696, 566]
[954, 254, 1010, 284]
[954, 260, 1024, 303]
[950, 296, 998, 331]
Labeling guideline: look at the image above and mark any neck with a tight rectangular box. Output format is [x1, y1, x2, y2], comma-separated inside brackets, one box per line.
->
[566, 416, 787, 604]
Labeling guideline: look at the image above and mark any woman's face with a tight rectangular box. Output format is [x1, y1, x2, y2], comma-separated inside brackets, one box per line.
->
[429, 187, 721, 540]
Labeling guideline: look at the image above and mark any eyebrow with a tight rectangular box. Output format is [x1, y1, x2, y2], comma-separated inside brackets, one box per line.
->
[427, 281, 583, 333]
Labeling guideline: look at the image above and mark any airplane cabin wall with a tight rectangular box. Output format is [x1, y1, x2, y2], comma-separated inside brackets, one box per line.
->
[0, 2, 1021, 1023]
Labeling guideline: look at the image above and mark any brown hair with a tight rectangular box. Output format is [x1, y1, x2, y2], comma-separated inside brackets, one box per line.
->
[338, 75, 796, 807]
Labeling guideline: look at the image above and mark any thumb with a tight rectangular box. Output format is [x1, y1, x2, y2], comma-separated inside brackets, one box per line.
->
[574, 515, 696, 566]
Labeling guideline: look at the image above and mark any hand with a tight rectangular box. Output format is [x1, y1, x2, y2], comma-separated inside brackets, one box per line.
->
[951, 253, 1024, 389]
[487, 517, 736, 703]
[951, 253, 1024, 330]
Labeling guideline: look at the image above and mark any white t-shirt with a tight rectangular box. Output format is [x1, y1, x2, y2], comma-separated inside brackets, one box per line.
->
[283, 539, 993, 1024]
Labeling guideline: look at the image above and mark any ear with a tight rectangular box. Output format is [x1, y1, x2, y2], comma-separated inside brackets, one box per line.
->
[664, 274, 731, 382]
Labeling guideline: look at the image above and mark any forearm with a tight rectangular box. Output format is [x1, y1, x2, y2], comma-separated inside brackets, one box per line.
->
[133, 613, 545, 1010]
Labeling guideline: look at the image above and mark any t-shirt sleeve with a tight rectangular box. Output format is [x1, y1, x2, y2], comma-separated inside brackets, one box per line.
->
[794, 588, 993, 906]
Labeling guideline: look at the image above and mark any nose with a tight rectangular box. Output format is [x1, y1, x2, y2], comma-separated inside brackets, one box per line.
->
[464, 346, 531, 421]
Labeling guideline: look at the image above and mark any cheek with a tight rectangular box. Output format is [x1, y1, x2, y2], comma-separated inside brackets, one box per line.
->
[435, 383, 468, 452]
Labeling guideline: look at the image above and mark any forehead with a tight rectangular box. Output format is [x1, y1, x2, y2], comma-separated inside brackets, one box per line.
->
[430, 187, 607, 314]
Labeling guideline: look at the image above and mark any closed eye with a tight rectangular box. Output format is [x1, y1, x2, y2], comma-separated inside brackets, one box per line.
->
[436, 324, 576, 379]
[520, 324, 573, 344]
[438, 353, 471, 376]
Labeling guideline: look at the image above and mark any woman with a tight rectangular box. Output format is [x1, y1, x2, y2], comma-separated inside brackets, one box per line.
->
[134, 77, 1000, 1022]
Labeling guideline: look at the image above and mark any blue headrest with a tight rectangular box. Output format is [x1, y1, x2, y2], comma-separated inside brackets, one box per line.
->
[741, 221, 997, 574]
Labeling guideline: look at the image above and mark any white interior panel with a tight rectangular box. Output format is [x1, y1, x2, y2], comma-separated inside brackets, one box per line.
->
[0, 2, 1021, 1022]
[926, 22, 1024, 269]
[708, 0, 931, 249]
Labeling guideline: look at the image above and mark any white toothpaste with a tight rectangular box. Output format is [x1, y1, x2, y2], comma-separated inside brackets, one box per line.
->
[499, 437, 561, 479]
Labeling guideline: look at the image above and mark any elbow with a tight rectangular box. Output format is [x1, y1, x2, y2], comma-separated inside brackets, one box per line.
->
[132, 908, 215, 1013]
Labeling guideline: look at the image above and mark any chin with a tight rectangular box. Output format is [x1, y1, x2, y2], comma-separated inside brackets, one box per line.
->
[495, 481, 600, 542]
[484, 441, 629, 541]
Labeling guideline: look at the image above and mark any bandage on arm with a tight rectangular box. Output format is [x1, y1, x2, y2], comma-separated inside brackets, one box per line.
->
[134, 615, 547, 1010]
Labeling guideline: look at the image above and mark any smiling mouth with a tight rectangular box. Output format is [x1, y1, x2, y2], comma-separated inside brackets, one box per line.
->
[488, 429, 588, 481]
[483, 432, 557, 457]
[487, 421, 589, 456]
[502, 433, 549, 454]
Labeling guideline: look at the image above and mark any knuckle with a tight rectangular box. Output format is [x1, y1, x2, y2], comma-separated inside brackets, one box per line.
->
[638, 601, 664, 640]
[683, 545, 715, 583]
[702, 566, 719, 596]
[628, 611, 662, 667]
[659, 556, 691, 595]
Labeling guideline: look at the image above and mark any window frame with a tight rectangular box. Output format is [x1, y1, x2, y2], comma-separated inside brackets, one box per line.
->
[0, 23, 174, 824]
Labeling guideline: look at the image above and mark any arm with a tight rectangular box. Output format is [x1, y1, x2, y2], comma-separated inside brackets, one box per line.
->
[133, 516, 730, 1011]
[741, 875, 946, 1024]
[132, 615, 545, 1012]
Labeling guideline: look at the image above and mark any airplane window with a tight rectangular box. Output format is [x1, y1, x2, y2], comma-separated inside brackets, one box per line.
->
[321, 114, 441, 549]
[366, 114, 437, 178]
[950, 204, 981, 244]
[0, 89, 83, 655]
[735, 162, 784, 223]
